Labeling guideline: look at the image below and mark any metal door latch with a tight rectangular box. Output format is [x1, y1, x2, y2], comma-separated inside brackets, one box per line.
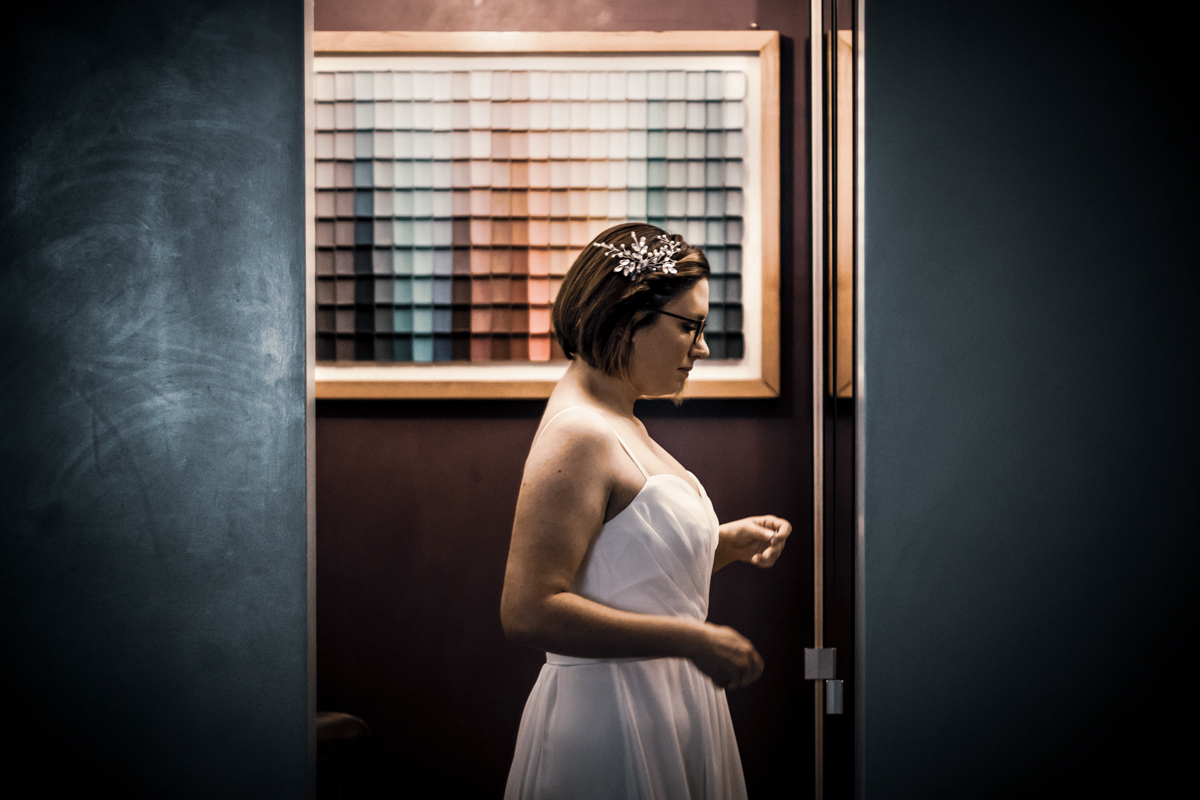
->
[804, 648, 843, 715]
[804, 647, 836, 680]
[825, 679, 843, 715]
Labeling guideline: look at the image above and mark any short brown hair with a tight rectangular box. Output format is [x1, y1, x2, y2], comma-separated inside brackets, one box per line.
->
[552, 222, 710, 377]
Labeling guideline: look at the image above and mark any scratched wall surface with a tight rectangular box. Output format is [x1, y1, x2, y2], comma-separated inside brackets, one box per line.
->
[0, 1, 308, 796]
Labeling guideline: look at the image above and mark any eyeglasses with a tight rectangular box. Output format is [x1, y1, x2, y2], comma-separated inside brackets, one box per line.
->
[657, 309, 707, 347]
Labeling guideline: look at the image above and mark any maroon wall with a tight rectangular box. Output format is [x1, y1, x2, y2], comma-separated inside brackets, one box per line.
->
[315, 2, 819, 795]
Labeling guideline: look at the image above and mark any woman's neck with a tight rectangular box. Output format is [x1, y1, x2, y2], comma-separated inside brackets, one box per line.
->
[558, 360, 640, 419]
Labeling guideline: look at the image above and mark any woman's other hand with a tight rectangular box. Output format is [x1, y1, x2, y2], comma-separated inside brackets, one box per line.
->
[688, 623, 764, 690]
[714, 515, 793, 572]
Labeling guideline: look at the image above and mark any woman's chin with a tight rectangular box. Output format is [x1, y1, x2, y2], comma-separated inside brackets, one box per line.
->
[641, 377, 689, 400]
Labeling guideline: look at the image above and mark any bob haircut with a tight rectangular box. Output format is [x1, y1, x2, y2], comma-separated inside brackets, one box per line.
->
[552, 222, 711, 378]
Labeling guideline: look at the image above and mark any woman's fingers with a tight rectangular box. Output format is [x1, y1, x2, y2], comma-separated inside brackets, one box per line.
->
[749, 515, 792, 567]
[694, 623, 764, 690]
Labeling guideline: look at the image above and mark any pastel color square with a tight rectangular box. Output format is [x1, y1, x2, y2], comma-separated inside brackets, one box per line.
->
[726, 247, 742, 273]
[562, 72, 584, 100]
[432, 103, 452, 130]
[607, 161, 628, 189]
[412, 336, 433, 362]
[666, 190, 685, 217]
[647, 102, 667, 129]
[724, 160, 743, 187]
[491, 103, 511, 130]
[433, 132, 453, 159]
[354, 71, 373, 99]
[705, 161, 723, 188]
[627, 102, 648, 129]
[492, 71, 511, 101]
[705, 71, 723, 100]
[414, 249, 434, 276]
[725, 131, 745, 158]
[393, 102, 413, 128]
[588, 103, 607, 130]
[393, 250, 413, 275]
[373, 161, 393, 188]
[316, 73, 335, 101]
[470, 70, 491, 100]
[608, 190, 628, 218]
[607, 72, 627, 100]
[724, 71, 746, 100]
[587, 71, 606, 100]
[412, 102, 433, 129]
[431, 72, 452, 101]
[708, 305, 725, 333]
[510, 72, 530, 101]
[470, 249, 491, 274]
[706, 219, 725, 245]
[626, 72, 648, 100]
[647, 71, 667, 100]
[350, 101, 373, 131]
[316, 104, 335, 130]
[526, 219, 549, 247]
[373, 72, 393, 100]
[393, 72, 413, 100]
[550, 72, 570, 100]
[547, 161, 568, 189]
[374, 101, 394, 129]
[569, 102, 589, 130]
[529, 71, 550, 100]
[528, 250, 551, 277]
[665, 161, 686, 188]
[666, 102, 686, 129]
[725, 189, 744, 215]
[707, 247, 725, 272]
[723, 101, 745, 129]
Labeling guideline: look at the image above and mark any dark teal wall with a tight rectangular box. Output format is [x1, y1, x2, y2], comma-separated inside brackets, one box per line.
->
[864, 1, 1196, 794]
[0, 1, 309, 795]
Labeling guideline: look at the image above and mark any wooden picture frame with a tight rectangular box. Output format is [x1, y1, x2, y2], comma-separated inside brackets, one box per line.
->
[311, 31, 780, 399]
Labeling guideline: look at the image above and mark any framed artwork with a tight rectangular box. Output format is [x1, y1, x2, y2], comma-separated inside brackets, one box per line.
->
[311, 31, 779, 399]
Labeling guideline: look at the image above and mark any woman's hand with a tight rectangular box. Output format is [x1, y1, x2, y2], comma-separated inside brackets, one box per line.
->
[713, 515, 793, 572]
[687, 623, 764, 690]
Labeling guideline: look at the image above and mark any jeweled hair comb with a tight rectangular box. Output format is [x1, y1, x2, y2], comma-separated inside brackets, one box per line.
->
[592, 234, 684, 279]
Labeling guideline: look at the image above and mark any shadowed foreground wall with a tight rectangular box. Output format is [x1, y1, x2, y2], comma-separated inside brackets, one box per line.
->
[0, 1, 309, 796]
[864, 1, 1197, 795]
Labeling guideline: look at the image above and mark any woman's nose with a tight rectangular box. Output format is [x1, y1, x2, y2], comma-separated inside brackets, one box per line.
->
[692, 332, 710, 359]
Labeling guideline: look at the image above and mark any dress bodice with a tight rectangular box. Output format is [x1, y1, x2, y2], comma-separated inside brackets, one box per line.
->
[573, 473, 719, 622]
[535, 406, 721, 622]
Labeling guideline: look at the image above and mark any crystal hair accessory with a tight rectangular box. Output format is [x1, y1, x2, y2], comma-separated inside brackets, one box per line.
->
[592, 234, 684, 279]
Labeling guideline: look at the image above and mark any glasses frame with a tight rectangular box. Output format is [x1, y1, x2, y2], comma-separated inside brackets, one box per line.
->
[656, 309, 707, 347]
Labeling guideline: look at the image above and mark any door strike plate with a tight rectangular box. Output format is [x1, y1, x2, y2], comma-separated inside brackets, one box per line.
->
[804, 647, 836, 680]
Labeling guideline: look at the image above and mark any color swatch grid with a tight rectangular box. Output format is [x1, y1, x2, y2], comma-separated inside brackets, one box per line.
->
[314, 69, 747, 363]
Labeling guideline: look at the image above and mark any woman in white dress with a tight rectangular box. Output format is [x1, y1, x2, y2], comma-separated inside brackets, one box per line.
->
[502, 222, 791, 800]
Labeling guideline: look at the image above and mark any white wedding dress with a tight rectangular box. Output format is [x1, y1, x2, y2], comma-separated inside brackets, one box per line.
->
[505, 407, 748, 800]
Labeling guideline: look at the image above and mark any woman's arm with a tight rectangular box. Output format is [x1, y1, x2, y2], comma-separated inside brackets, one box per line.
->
[713, 515, 793, 573]
[500, 415, 763, 688]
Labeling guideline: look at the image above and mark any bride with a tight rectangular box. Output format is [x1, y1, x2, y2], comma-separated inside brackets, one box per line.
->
[501, 222, 791, 800]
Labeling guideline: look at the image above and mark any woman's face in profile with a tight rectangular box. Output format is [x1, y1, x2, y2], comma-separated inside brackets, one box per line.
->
[628, 278, 711, 398]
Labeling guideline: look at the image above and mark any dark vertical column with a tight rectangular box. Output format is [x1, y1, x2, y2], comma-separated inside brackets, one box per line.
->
[0, 1, 309, 796]
[864, 0, 1195, 795]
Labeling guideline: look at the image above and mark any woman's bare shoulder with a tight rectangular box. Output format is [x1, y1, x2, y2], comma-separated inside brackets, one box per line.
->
[526, 406, 617, 473]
